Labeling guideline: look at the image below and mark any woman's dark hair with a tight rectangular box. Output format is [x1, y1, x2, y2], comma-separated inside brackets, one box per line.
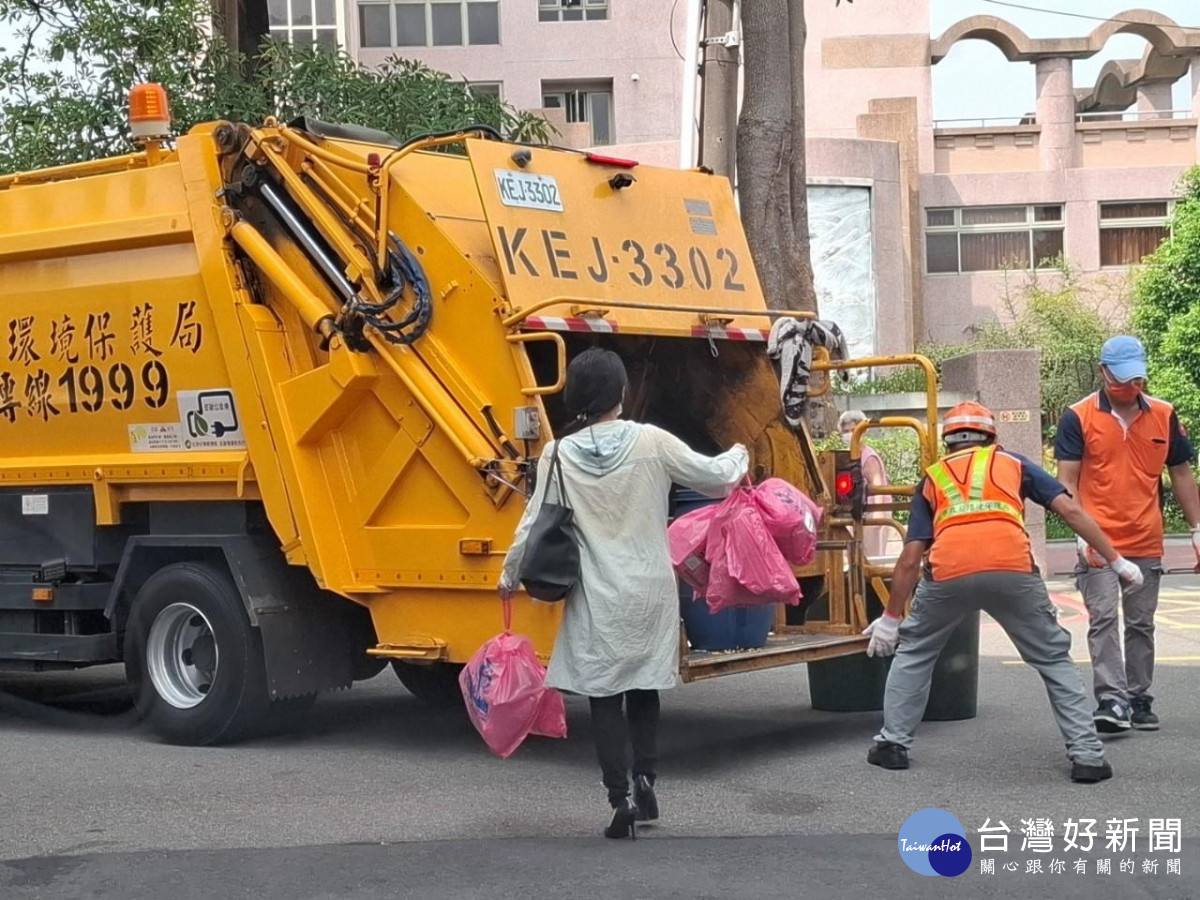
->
[561, 348, 628, 434]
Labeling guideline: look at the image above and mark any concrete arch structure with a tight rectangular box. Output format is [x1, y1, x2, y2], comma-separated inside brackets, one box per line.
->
[931, 10, 1200, 114]
[931, 9, 1200, 64]
[1076, 43, 1193, 112]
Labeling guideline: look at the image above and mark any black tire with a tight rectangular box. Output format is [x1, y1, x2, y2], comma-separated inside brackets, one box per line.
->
[392, 661, 465, 708]
[124, 562, 269, 745]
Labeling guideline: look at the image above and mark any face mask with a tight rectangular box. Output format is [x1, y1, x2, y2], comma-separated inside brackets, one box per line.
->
[841, 432, 855, 445]
[1103, 373, 1144, 405]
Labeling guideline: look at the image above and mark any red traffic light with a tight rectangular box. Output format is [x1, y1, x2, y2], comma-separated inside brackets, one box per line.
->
[835, 472, 854, 498]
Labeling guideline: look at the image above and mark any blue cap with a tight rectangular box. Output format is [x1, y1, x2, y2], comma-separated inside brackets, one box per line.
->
[1100, 335, 1147, 382]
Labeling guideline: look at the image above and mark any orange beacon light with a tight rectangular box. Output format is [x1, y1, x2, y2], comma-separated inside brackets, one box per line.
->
[129, 83, 172, 141]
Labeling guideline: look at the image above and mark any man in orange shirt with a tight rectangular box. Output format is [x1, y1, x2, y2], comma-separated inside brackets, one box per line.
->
[1055, 335, 1200, 733]
[862, 403, 1142, 782]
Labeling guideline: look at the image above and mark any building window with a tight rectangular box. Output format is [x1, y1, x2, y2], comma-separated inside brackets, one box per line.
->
[1099, 201, 1172, 267]
[924, 205, 1064, 274]
[358, 1, 500, 48]
[268, 0, 342, 49]
[542, 81, 613, 145]
[539, 0, 608, 21]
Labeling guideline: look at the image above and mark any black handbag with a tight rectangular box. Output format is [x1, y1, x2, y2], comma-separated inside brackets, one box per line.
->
[518, 443, 580, 602]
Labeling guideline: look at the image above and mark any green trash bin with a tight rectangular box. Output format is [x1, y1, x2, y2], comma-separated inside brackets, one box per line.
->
[807, 610, 979, 720]
[807, 651, 890, 712]
[922, 610, 980, 721]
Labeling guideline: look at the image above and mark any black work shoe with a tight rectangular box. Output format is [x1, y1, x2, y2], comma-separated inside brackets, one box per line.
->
[867, 740, 909, 770]
[1130, 697, 1160, 731]
[633, 775, 659, 822]
[1071, 759, 1114, 784]
[1094, 699, 1132, 733]
[604, 797, 637, 840]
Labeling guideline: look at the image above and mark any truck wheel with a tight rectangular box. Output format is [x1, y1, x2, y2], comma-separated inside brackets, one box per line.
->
[392, 661, 465, 708]
[124, 563, 269, 745]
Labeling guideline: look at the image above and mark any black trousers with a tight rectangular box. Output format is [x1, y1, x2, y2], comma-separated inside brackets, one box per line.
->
[589, 690, 660, 807]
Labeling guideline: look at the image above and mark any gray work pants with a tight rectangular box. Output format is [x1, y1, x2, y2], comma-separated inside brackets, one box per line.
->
[1075, 558, 1162, 705]
[876, 571, 1105, 766]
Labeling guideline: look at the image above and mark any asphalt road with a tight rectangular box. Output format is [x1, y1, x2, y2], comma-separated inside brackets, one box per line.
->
[1, 575, 1198, 899]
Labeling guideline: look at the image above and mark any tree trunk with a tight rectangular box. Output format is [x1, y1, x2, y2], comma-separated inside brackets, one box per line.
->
[737, 0, 817, 314]
[786, 0, 818, 313]
[213, 0, 270, 71]
[737, 0, 801, 313]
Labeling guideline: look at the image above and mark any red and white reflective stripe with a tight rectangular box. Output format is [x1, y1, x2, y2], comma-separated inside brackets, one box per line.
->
[524, 316, 618, 334]
[689, 325, 769, 342]
[520, 317, 767, 341]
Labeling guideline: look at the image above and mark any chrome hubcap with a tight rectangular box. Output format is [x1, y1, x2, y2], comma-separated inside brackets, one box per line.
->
[146, 602, 218, 709]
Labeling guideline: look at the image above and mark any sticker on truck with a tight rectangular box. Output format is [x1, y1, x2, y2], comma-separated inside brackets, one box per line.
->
[21, 494, 48, 516]
[177, 389, 246, 450]
[129, 423, 184, 453]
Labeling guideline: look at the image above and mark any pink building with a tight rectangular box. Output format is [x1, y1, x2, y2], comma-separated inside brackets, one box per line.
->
[270, 1, 1200, 352]
[287, 0, 689, 151]
[803, 2, 1200, 349]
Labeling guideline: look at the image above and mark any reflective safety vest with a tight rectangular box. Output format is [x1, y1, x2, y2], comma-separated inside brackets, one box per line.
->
[927, 445, 1024, 536]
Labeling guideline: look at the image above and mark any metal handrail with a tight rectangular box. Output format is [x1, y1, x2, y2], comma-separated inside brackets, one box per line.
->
[1076, 109, 1195, 123]
[506, 332, 567, 396]
[813, 354, 940, 465]
[933, 116, 1031, 129]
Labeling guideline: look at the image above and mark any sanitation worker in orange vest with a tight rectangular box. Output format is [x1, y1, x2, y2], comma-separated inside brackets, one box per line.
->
[862, 402, 1143, 784]
[1055, 335, 1200, 734]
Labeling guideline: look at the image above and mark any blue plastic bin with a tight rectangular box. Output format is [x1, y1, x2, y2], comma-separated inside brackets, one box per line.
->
[672, 488, 775, 652]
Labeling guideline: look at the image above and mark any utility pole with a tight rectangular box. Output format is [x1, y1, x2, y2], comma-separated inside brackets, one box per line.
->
[698, 0, 740, 180]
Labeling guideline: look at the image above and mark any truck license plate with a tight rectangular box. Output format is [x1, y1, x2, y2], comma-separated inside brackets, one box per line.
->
[494, 170, 563, 212]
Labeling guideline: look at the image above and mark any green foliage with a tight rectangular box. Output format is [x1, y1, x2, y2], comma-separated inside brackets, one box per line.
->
[1047, 492, 1190, 539]
[837, 262, 1128, 435]
[1132, 166, 1200, 432]
[0, 0, 549, 173]
[985, 262, 1126, 428]
[833, 343, 961, 395]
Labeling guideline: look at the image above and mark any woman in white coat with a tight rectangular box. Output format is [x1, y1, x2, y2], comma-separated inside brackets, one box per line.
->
[499, 348, 748, 839]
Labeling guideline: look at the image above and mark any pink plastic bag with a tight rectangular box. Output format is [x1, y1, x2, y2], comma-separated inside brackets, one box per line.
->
[705, 490, 801, 613]
[750, 478, 822, 567]
[668, 504, 719, 594]
[458, 606, 567, 758]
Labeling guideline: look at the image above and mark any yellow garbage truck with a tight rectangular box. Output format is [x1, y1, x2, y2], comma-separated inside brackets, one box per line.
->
[0, 86, 942, 744]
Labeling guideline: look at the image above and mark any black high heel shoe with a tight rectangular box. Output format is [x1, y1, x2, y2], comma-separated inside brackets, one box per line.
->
[633, 775, 659, 822]
[604, 797, 638, 840]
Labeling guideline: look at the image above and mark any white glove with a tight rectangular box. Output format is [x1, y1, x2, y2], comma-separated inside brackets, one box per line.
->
[1111, 557, 1144, 589]
[863, 613, 901, 658]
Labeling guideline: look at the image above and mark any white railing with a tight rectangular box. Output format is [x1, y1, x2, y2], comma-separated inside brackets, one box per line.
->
[933, 116, 1031, 130]
[1076, 109, 1195, 123]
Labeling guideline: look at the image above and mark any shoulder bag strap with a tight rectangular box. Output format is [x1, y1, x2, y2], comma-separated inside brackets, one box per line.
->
[551, 441, 571, 509]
